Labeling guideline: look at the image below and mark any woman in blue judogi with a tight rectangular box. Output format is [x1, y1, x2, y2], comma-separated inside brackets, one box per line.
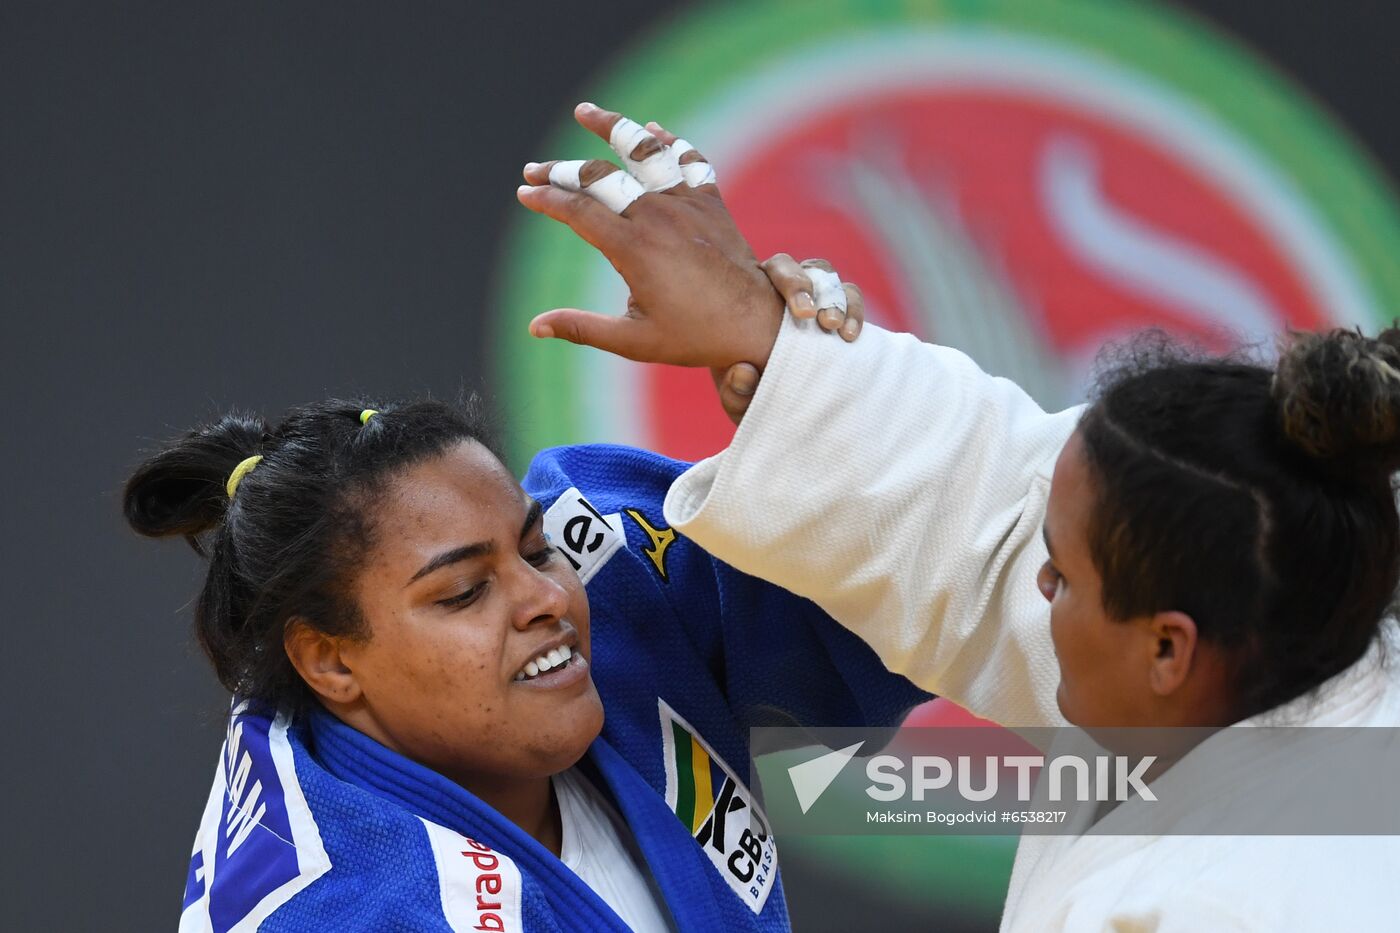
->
[126, 399, 925, 933]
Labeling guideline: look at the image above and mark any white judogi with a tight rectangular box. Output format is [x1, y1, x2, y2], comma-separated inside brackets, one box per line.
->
[663, 316, 1400, 931]
[554, 768, 676, 933]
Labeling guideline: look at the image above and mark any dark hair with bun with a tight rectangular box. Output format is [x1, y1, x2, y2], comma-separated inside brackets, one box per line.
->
[124, 398, 495, 709]
[1078, 326, 1400, 719]
[1274, 328, 1400, 474]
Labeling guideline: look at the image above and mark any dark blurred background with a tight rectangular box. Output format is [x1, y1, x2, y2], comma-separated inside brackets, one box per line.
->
[3, 1, 1397, 929]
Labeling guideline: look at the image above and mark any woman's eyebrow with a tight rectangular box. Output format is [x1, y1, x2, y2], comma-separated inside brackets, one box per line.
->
[407, 541, 494, 586]
[521, 499, 542, 539]
[405, 500, 544, 587]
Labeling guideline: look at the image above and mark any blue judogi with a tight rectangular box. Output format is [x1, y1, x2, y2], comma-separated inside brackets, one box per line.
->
[179, 445, 929, 932]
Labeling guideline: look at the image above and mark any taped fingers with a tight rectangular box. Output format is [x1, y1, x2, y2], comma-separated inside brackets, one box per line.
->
[548, 159, 646, 214]
[760, 252, 860, 334]
[670, 139, 718, 188]
[807, 267, 849, 332]
[643, 118, 713, 176]
[548, 158, 619, 189]
[760, 253, 817, 318]
[644, 121, 679, 145]
[577, 105, 712, 192]
[799, 259, 862, 338]
[609, 117, 684, 192]
[515, 184, 627, 252]
[838, 282, 864, 342]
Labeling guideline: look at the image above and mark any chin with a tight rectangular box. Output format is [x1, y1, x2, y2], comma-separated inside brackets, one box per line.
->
[539, 691, 606, 775]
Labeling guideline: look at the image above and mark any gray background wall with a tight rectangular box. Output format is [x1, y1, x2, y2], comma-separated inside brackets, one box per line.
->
[2, 1, 1395, 929]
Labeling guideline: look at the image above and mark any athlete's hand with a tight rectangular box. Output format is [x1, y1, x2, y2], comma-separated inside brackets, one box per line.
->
[517, 103, 784, 371]
[713, 252, 864, 425]
[715, 363, 760, 426]
[759, 254, 865, 342]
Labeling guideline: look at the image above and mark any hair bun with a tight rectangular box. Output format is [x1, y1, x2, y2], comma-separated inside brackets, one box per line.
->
[123, 413, 268, 549]
[1274, 326, 1400, 476]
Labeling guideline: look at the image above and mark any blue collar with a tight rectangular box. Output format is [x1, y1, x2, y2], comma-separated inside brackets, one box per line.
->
[303, 708, 727, 933]
[304, 708, 631, 932]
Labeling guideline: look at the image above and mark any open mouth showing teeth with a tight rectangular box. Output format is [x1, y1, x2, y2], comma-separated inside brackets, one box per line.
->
[514, 644, 575, 682]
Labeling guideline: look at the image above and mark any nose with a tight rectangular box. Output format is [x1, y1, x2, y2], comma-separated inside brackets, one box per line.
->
[511, 561, 571, 631]
[1036, 561, 1058, 604]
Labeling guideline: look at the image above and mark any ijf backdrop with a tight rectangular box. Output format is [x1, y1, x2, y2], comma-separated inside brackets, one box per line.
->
[496, 0, 1400, 926]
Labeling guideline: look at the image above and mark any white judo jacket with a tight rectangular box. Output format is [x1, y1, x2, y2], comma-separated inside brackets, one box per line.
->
[663, 317, 1400, 932]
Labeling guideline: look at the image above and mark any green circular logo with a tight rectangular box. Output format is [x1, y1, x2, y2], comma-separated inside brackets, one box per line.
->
[496, 0, 1400, 468]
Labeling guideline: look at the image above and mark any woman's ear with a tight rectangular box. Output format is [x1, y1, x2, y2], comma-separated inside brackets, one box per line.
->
[1146, 610, 1198, 697]
[284, 619, 362, 706]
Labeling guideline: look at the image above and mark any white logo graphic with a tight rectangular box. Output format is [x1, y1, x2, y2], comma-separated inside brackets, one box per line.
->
[420, 820, 523, 933]
[788, 742, 865, 814]
[543, 488, 624, 585]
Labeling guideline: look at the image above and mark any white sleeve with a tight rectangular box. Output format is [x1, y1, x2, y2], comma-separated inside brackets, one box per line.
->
[663, 316, 1081, 729]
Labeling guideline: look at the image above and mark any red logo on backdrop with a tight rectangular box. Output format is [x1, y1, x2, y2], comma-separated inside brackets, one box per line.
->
[644, 91, 1331, 461]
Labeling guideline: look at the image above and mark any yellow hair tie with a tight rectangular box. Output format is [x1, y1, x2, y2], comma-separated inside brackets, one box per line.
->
[225, 455, 264, 499]
[359, 409, 379, 425]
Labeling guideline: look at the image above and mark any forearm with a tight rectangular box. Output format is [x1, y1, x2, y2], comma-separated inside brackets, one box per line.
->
[664, 316, 1080, 728]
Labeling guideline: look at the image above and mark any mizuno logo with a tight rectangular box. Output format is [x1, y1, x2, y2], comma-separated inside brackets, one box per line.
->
[625, 508, 676, 581]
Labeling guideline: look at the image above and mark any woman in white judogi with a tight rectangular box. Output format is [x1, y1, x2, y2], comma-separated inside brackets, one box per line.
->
[659, 316, 1400, 932]
[518, 103, 1400, 931]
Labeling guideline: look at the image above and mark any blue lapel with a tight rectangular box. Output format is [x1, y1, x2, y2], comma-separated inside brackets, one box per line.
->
[584, 738, 728, 933]
[306, 709, 633, 933]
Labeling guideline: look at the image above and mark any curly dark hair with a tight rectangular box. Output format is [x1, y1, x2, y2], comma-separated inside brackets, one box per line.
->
[1077, 326, 1400, 719]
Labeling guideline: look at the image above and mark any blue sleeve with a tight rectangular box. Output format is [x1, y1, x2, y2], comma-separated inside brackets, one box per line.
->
[523, 444, 931, 731]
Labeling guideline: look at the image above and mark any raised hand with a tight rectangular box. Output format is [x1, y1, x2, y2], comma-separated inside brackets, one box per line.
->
[516, 103, 785, 371]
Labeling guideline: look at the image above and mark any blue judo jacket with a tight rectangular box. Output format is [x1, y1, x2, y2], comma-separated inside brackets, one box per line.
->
[178, 445, 930, 932]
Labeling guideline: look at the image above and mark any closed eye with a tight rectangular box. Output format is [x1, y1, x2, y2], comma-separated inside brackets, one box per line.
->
[437, 583, 486, 610]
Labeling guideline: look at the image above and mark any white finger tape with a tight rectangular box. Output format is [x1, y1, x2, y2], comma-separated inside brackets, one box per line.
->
[609, 117, 683, 192]
[671, 139, 717, 187]
[548, 159, 645, 214]
[548, 160, 584, 190]
[806, 268, 848, 314]
[680, 161, 717, 187]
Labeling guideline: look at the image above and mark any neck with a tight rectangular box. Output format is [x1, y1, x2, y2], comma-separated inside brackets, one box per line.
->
[453, 769, 563, 857]
[322, 702, 566, 856]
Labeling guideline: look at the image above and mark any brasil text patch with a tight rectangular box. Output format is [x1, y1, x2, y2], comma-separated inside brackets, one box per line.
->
[659, 699, 777, 914]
